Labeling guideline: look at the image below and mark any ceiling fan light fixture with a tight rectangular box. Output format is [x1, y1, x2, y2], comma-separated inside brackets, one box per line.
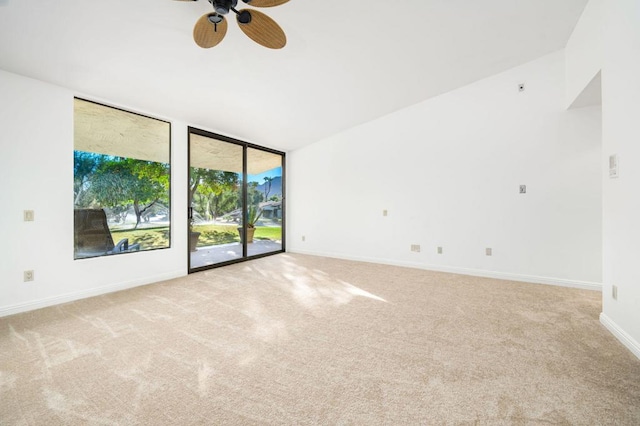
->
[207, 13, 224, 24]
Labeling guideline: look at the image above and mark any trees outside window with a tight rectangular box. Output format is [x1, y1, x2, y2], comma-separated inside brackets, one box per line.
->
[74, 99, 171, 259]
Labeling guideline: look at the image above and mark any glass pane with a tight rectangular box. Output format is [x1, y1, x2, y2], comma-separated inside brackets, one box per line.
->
[189, 134, 243, 268]
[246, 148, 283, 257]
[73, 99, 171, 260]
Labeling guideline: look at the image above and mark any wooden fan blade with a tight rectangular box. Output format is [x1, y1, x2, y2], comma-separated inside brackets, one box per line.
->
[193, 13, 228, 48]
[241, 0, 289, 7]
[236, 9, 286, 49]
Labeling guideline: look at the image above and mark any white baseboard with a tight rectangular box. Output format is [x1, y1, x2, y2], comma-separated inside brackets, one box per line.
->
[0, 270, 185, 318]
[1, 249, 603, 319]
[600, 313, 640, 360]
[288, 249, 602, 291]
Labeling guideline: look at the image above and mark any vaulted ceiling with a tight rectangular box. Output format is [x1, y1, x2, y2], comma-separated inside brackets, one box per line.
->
[0, 0, 588, 151]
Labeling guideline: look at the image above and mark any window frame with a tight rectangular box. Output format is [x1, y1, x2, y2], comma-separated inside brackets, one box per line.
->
[73, 97, 172, 260]
[187, 126, 286, 272]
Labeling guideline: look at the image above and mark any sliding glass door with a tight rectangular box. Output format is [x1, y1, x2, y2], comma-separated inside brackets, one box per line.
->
[188, 128, 285, 272]
[246, 147, 283, 257]
[188, 133, 243, 269]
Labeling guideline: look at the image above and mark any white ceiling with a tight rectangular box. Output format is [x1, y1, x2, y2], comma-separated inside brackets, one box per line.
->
[0, 0, 587, 152]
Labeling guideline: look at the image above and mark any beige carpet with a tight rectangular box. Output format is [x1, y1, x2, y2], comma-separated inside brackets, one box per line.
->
[1, 253, 639, 425]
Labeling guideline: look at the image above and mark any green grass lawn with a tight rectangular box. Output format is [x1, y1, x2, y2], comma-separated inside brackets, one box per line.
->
[111, 226, 170, 250]
[111, 224, 281, 250]
[193, 224, 281, 246]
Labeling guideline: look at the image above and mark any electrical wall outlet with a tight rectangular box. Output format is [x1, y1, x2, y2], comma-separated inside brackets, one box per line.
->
[24, 270, 34, 282]
[411, 244, 421, 253]
[24, 210, 35, 221]
[382, 209, 388, 217]
[612, 285, 618, 300]
[437, 246, 443, 254]
[486, 248, 492, 256]
[519, 185, 526, 194]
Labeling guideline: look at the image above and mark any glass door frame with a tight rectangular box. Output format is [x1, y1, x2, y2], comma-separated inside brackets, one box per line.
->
[187, 127, 286, 273]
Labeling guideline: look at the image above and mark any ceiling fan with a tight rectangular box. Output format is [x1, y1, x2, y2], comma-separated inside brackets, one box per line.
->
[176, 0, 289, 49]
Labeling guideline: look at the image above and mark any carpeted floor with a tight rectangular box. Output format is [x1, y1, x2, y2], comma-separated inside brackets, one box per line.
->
[1, 253, 639, 425]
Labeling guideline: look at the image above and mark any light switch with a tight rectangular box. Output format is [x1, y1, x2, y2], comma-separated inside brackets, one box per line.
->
[24, 210, 35, 221]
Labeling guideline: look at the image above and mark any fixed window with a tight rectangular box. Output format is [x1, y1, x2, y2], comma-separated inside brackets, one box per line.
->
[73, 98, 171, 259]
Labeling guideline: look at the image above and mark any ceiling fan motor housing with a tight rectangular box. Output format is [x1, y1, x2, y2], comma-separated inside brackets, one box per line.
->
[210, 0, 238, 15]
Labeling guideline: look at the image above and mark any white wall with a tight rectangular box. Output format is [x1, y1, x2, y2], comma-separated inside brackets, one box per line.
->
[565, 0, 603, 108]
[0, 70, 189, 316]
[288, 50, 602, 289]
[599, 0, 640, 358]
